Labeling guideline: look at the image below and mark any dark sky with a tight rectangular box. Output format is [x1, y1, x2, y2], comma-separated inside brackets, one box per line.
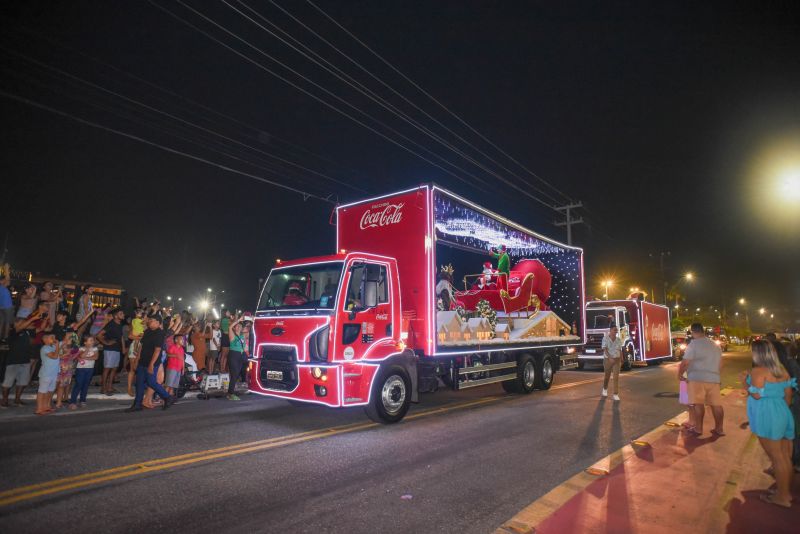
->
[1, 1, 799, 325]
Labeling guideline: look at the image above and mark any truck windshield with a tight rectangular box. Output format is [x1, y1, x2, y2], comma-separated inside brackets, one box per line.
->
[586, 309, 615, 329]
[257, 262, 343, 313]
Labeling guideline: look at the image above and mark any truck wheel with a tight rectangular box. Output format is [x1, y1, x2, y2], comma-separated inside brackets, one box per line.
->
[515, 354, 537, 394]
[535, 354, 555, 390]
[365, 365, 411, 424]
[621, 350, 633, 372]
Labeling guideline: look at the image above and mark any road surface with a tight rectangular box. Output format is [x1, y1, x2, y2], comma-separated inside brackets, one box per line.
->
[0, 351, 752, 533]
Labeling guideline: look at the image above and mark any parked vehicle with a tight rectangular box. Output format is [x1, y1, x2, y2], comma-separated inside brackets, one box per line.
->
[577, 299, 672, 371]
[247, 185, 586, 423]
[671, 331, 689, 360]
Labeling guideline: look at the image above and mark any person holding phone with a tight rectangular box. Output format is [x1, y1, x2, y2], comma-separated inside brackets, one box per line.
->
[226, 315, 247, 401]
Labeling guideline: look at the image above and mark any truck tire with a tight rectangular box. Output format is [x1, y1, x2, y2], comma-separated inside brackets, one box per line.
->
[535, 354, 555, 390]
[621, 348, 633, 372]
[365, 364, 411, 424]
[514, 354, 537, 394]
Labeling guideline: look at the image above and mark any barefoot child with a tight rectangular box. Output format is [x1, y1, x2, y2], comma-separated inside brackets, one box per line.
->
[35, 334, 60, 415]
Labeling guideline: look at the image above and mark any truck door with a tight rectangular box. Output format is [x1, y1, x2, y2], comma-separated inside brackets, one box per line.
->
[339, 261, 393, 360]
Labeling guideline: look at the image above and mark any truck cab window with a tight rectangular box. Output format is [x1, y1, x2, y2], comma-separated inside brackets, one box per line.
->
[346, 264, 388, 310]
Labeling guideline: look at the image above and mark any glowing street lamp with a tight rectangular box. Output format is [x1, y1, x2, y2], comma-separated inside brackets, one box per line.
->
[759, 307, 766, 315]
[770, 313, 774, 319]
[602, 279, 614, 299]
[166, 295, 172, 301]
[207, 288, 212, 293]
[738, 298, 746, 305]
[200, 300, 209, 311]
[685, 272, 694, 281]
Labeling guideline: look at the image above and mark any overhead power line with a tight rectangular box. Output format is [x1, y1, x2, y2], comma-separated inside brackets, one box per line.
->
[230, 0, 562, 207]
[305, 0, 574, 204]
[0, 89, 336, 203]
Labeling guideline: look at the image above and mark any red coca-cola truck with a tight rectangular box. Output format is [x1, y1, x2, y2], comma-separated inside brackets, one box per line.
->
[577, 299, 672, 370]
[248, 185, 586, 423]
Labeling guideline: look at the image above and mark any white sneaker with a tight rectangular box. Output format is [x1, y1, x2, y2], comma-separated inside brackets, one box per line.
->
[613, 394, 620, 401]
[601, 388, 608, 397]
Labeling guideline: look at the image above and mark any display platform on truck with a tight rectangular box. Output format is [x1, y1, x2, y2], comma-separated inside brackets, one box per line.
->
[248, 184, 586, 423]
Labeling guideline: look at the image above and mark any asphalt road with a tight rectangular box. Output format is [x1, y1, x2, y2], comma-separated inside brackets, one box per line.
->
[0, 351, 752, 533]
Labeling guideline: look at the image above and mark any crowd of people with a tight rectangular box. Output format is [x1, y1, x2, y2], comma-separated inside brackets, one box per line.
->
[675, 324, 800, 509]
[0, 275, 253, 414]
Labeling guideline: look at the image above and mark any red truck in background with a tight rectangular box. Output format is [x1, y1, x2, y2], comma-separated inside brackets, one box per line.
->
[248, 185, 586, 423]
[577, 299, 672, 371]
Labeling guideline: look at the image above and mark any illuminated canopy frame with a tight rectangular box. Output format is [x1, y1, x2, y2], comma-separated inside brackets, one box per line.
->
[433, 189, 584, 332]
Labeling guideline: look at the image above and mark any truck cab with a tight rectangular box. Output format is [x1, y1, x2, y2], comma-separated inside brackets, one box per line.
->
[578, 306, 635, 370]
[249, 252, 418, 423]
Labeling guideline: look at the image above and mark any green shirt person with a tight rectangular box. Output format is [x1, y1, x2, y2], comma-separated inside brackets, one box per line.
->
[490, 245, 510, 290]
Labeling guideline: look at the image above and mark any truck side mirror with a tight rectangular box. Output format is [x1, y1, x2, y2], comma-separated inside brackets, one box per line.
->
[364, 281, 378, 309]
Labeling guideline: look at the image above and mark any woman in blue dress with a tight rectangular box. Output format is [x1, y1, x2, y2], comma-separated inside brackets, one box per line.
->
[742, 340, 796, 508]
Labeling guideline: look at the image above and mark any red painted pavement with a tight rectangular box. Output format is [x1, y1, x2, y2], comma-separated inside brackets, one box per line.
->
[535, 391, 799, 533]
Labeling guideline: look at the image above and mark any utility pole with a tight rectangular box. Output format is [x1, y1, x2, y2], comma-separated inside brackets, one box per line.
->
[554, 202, 583, 246]
[649, 251, 670, 305]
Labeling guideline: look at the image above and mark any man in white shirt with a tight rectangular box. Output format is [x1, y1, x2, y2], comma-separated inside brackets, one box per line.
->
[602, 325, 623, 401]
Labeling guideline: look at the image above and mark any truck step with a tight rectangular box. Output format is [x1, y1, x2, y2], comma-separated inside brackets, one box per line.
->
[457, 361, 517, 375]
[458, 372, 518, 389]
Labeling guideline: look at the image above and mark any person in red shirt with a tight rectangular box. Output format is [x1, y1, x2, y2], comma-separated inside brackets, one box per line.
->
[164, 334, 185, 397]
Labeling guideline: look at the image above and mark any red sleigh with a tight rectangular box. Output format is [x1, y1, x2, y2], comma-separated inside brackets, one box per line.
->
[455, 259, 552, 314]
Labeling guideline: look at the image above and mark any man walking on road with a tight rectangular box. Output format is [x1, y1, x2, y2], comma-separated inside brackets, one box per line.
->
[602, 325, 622, 401]
[678, 323, 724, 436]
[125, 315, 175, 412]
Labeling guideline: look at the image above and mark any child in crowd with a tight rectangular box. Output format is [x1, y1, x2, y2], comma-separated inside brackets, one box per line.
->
[165, 334, 186, 397]
[126, 309, 145, 396]
[69, 335, 99, 410]
[35, 334, 60, 415]
[55, 331, 80, 409]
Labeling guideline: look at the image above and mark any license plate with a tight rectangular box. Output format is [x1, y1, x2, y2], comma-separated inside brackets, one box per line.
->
[266, 370, 284, 381]
[585, 349, 596, 354]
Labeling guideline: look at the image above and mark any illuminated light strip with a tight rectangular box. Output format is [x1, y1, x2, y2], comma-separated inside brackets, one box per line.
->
[432, 342, 581, 357]
[428, 186, 435, 356]
[341, 361, 381, 407]
[432, 186, 583, 252]
[335, 185, 428, 211]
[580, 251, 587, 345]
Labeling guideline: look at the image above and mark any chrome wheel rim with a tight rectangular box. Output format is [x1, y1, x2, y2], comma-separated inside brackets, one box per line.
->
[381, 375, 406, 414]
[523, 361, 535, 388]
[543, 359, 553, 383]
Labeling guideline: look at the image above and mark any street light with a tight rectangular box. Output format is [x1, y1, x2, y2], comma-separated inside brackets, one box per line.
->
[759, 307, 766, 315]
[207, 288, 212, 293]
[739, 298, 746, 305]
[770, 313, 774, 319]
[602, 279, 614, 299]
[685, 272, 694, 281]
[166, 295, 172, 301]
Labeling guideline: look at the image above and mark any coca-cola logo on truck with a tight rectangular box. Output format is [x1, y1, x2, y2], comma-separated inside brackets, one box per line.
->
[359, 202, 404, 230]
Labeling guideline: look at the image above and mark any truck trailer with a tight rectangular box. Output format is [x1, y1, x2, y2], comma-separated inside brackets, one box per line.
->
[248, 185, 586, 423]
[577, 299, 672, 370]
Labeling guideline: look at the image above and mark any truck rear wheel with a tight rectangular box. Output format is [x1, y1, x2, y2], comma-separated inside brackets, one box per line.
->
[365, 364, 411, 424]
[535, 354, 555, 390]
[513, 354, 536, 394]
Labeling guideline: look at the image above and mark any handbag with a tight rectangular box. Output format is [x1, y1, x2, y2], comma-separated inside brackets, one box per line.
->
[679, 380, 689, 405]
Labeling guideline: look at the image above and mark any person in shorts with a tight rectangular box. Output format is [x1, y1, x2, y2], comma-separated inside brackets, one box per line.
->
[35, 334, 60, 415]
[208, 320, 221, 373]
[678, 322, 724, 436]
[1, 314, 39, 407]
[97, 308, 126, 395]
[164, 334, 186, 396]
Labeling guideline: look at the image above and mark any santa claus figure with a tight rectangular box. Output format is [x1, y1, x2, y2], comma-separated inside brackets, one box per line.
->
[479, 262, 496, 289]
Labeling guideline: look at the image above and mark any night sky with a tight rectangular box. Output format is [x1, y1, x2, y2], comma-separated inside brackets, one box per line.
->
[1, 1, 799, 325]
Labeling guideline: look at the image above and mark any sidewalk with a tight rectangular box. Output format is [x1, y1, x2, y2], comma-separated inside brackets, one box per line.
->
[496, 387, 798, 534]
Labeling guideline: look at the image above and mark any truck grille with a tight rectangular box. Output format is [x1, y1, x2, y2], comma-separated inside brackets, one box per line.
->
[259, 345, 298, 391]
[586, 334, 604, 350]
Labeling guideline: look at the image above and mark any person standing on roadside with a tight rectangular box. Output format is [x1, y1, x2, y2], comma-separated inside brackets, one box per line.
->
[126, 315, 175, 412]
[0, 275, 14, 340]
[76, 286, 93, 321]
[678, 322, 724, 436]
[219, 309, 232, 372]
[16, 283, 38, 319]
[97, 308, 125, 395]
[1, 314, 40, 408]
[207, 320, 221, 374]
[226, 315, 247, 401]
[742, 340, 795, 508]
[601, 325, 623, 401]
